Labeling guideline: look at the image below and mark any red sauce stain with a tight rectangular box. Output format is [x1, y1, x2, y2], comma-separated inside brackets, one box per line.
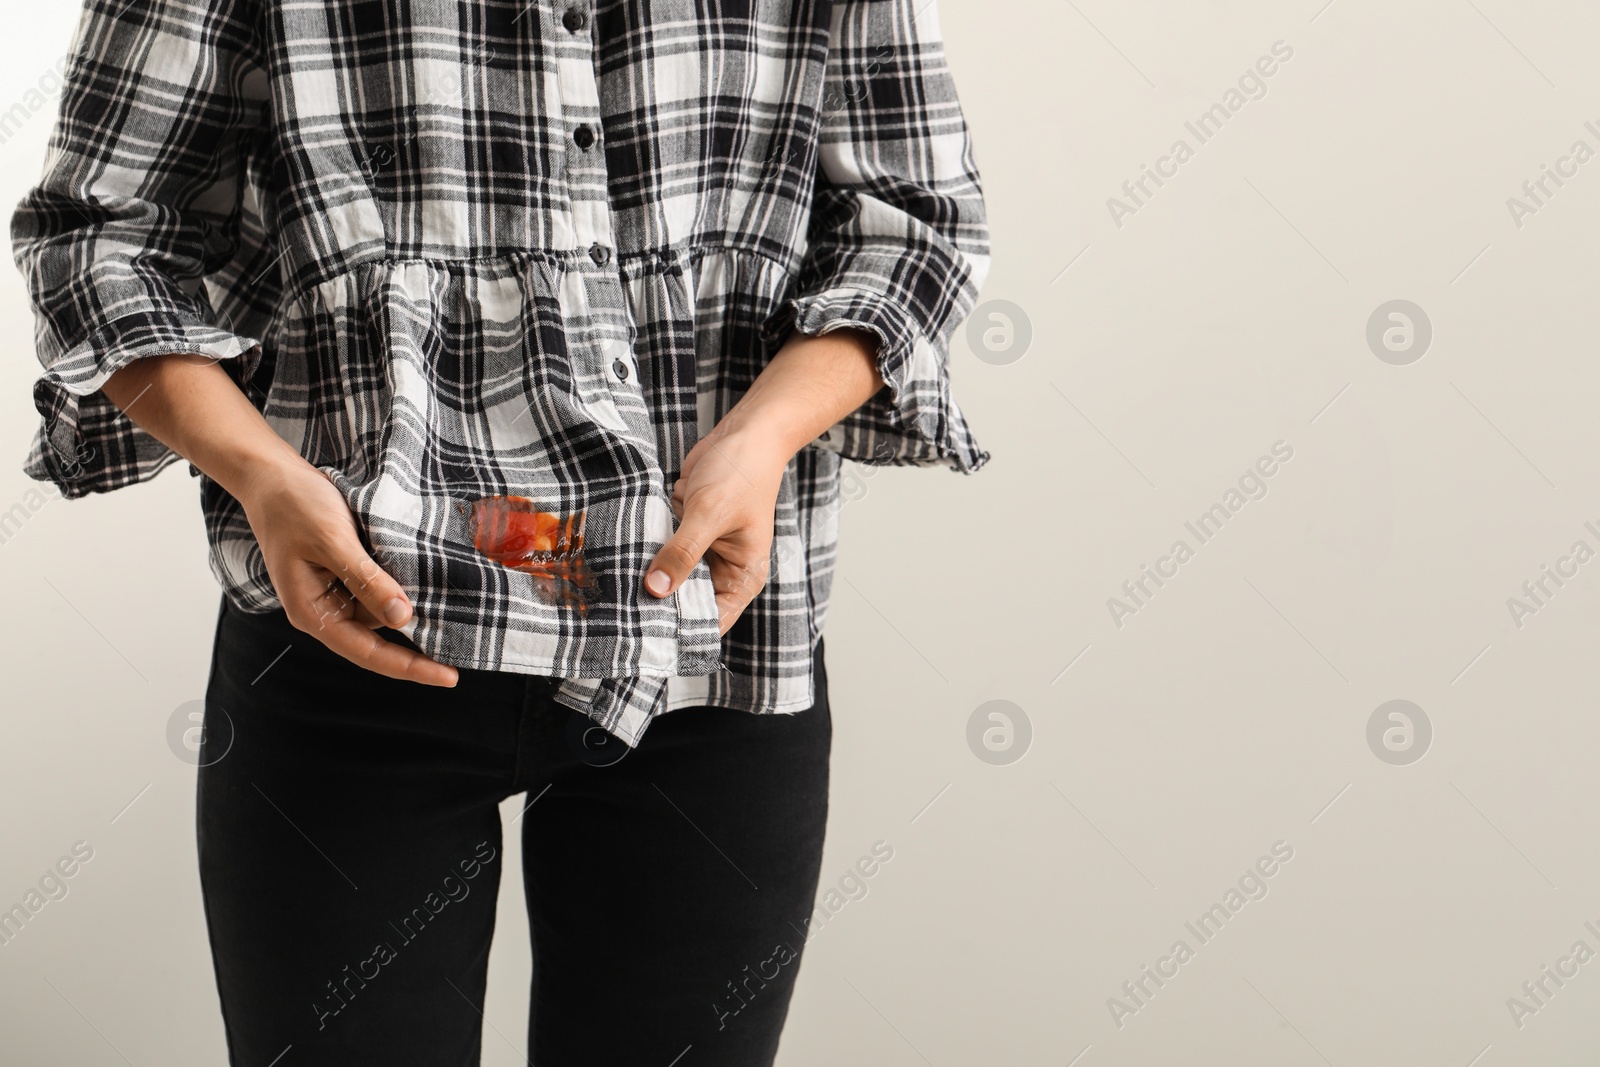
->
[469, 496, 598, 612]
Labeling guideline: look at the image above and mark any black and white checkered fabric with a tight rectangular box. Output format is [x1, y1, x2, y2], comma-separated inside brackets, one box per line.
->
[12, 0, 991, 745]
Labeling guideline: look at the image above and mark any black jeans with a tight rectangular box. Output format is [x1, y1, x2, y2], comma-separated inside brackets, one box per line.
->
[196, 596, 831, 1066]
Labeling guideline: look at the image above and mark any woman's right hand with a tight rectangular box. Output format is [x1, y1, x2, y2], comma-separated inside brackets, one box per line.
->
[99, 352, 458, 687]
[236, 455, 459, 687]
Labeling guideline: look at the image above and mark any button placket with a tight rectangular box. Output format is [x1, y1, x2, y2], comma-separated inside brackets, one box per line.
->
[551, 1, 613, 265]
[543, 1, 716, 681]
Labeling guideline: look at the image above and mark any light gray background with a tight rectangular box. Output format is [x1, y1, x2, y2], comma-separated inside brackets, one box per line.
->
[4, 1, 1598, 1064]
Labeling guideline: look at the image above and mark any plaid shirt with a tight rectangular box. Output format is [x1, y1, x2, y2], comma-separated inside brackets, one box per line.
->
[12, 0, 990, 746]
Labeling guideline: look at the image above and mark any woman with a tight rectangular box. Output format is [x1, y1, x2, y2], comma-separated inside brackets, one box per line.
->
[11, 0, 990, 1062]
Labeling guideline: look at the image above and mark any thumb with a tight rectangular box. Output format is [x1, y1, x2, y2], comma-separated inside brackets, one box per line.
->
[320, 531, 415, 629]
[644, 499, 722, 598]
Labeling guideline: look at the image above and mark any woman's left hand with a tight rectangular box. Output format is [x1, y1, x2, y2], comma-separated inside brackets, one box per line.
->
[642, 326, 884, 633]
[643, 426, 789, 634]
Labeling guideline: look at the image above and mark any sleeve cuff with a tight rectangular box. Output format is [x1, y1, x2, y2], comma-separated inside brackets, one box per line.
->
[762, 286, 990, 474]
[25, 309, 263, 498]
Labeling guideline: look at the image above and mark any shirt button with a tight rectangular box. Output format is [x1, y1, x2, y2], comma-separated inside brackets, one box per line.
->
[612, 358, 630, 381]
[573, 124, 596, 150]
[562, 7, 588, 32]
[589, 243, 611, 266]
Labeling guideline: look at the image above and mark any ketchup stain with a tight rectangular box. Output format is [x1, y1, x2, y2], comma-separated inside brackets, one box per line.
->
[469, 495, 598, 612]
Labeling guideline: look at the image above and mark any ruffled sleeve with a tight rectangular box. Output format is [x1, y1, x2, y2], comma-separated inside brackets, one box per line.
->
[762, 0, 992, 473]
[10, 0, 270, 498]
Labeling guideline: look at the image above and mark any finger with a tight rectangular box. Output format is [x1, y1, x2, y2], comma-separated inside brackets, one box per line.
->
[280, 564, 459, 686]
[306, 577, 386, 630]
[668, 478, 685, 522]
[317, 614, 460, 687]
[349, 598, 386, 629]
[710, 551, 770, 635]
[667, 436, 711, 520]
[302, 573, 360, 633]
[644, 496, 726, 598]
[319, 530, 415, 629]
[328, 579, 392, 630]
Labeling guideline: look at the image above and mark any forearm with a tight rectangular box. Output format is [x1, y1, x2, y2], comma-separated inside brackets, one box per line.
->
[711, 327, 884, 463]
[99, 354, 306, 503]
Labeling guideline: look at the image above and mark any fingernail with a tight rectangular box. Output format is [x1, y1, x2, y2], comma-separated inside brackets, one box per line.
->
[645, 569, 672, 596]
[383, 597, 411, 626]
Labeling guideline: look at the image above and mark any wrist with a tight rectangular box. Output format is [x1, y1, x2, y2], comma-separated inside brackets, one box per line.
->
[700, 416, 799, 483]
[226, 439, 319, 512]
